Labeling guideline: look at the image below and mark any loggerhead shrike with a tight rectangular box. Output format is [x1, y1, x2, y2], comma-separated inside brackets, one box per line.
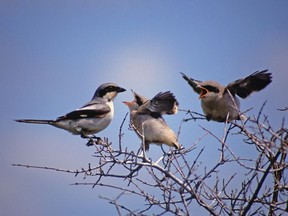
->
[16, 83, 126, 138]
[123, 91, 180, 151]
[181, 70, 272, 122]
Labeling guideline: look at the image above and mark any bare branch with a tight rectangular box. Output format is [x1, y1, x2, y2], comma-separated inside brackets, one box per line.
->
[13, 105, 288, 215]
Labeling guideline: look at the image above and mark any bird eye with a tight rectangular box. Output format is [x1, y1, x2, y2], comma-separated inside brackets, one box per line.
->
[105, 85, 117, 92]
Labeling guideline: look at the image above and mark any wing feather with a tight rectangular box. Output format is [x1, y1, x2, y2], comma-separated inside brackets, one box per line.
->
[56, 102, 111, 121]
[137, 91, 178, 115]
[226, 70, 272, 98]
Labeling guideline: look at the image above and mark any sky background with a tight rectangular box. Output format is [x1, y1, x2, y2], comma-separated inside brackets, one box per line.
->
[1, 1, 287, 215]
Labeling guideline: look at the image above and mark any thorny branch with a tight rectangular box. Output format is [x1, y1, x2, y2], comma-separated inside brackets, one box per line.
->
[12, 108, 288, 215]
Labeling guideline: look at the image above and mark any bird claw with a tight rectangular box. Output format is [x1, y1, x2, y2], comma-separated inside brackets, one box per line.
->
[85, 135, 103, 146]
[86, 138, 94, 146]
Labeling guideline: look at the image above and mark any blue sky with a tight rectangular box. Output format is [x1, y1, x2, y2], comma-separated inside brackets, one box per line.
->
[1, 1, 287, 215]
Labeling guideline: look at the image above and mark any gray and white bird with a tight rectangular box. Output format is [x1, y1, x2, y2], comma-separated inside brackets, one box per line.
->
[16, 83, 126, 138]
[123, 91, 180, 151]
[181, 70, 272, 122]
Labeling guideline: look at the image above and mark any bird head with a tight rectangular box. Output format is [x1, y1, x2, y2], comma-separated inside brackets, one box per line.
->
[123, 90, 148, 112]
[197, 81, 221, 100]
[197, 85, 209, 99]
[93, 83, 126, 101]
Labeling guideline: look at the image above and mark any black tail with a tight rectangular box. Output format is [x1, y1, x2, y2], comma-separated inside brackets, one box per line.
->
[15, 119, 53, 124]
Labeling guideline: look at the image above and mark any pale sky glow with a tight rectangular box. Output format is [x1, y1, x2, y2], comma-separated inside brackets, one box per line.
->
[1, 1, 287, 215]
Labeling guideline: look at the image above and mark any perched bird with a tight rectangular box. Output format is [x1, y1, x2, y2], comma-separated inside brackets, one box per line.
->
[123, 91, 180, 151]
[15, 83, 126, 138]
[181, 70, 272, 122]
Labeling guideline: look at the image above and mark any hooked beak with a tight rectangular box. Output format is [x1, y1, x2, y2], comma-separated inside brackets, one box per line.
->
[197, 85, 208, 99]
[117, 87, 126, 93]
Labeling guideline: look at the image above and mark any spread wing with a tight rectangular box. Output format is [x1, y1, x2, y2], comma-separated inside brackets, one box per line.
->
[56, 101, 111, 121]
[138, 91, 178, 116]
[180, 72, 202, 94]
[226, 70, 272, 98]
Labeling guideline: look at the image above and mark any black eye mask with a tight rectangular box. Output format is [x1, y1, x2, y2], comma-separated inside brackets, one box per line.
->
[202, 85, 220, 93]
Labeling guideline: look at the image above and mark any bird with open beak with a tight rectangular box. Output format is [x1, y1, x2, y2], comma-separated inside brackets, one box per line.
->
[181, 70, 272, 122]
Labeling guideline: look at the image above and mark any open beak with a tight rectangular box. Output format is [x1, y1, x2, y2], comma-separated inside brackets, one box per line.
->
[197, 85, 208, 99]
[123, 101, 133, 106]
[123, 100, 139, 112]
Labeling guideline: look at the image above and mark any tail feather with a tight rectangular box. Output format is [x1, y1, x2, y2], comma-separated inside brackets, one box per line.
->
[180, 72, 202, 94]
[15, 119, 54, 124]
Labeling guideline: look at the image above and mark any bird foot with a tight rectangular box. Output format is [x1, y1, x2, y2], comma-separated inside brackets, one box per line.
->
[85, 135, 102, 146]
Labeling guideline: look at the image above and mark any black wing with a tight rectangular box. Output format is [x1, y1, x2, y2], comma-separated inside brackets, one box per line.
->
[180, 72, 202, 94]
[145, 91, 179, 115]
[56, 102, 111, 121]
[226, 70, 272, 99]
